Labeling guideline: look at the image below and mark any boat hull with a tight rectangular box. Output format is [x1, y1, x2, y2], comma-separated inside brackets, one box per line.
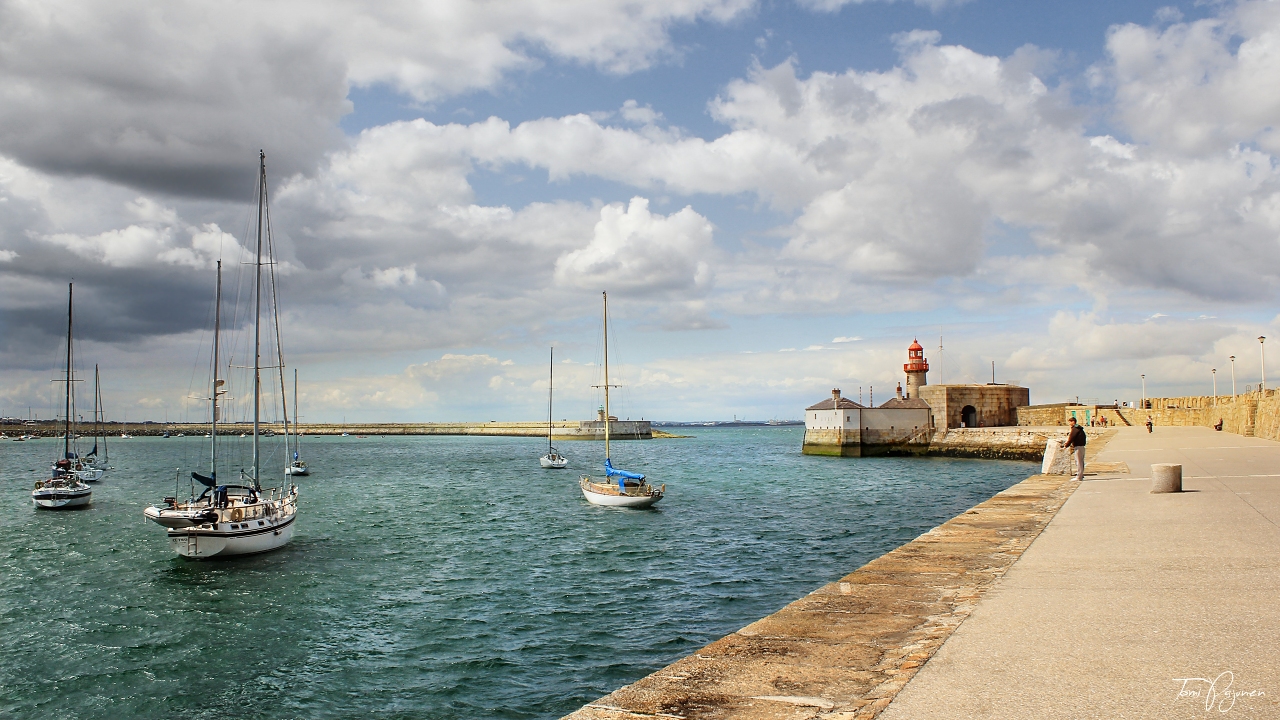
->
[540, 454, 568, 469]
[76, 468, 105, 483]
[166, 514, 296, 559]
[579, 478, 663, 508]
[33, 486, 92, 509]
[284, 464, 310, 476]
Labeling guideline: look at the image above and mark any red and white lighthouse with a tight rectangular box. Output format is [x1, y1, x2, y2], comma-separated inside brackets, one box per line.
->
[904, 339, 929, 399]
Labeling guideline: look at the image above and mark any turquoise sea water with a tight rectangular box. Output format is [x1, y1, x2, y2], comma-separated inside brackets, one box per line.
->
[0, 428, 1036, 718]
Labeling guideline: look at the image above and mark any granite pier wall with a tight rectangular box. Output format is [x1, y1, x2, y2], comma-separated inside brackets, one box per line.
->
[803, 427, 1107, 461]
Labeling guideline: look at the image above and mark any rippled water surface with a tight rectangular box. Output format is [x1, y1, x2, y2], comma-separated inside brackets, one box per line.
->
[0, 428, 1036, 718]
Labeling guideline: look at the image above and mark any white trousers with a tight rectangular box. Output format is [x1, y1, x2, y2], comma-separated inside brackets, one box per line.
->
[1074, 446, 1086, 481]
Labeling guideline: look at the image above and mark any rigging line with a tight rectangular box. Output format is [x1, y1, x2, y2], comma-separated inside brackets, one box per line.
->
[264, 189, 291, 446]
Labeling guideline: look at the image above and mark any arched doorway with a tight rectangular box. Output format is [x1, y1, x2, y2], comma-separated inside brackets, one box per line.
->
[961, 405, 977, 428]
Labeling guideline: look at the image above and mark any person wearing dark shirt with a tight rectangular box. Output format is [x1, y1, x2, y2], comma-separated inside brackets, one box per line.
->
[1064, 417, 1087, 481]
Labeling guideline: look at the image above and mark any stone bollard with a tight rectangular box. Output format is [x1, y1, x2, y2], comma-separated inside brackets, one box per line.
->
[1041, 439, 1073, 475]
[1151, 463, 1182, 493]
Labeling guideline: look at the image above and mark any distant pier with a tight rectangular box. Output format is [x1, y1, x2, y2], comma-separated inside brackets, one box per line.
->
[7, 419, 661, 440]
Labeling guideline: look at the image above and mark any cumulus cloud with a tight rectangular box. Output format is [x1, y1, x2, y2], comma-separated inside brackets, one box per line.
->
[554, 197, 715, 295]
[6, 0, 1280, 416]
[798, 0, 972, 12]
[0, 0, 755, 196]
[37, 197, 246, 269]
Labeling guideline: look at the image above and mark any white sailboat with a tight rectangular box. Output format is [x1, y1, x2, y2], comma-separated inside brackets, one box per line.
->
[84, 364, 111, 474]
[579, 292, 663, 508]
[285, 368, 309, 476]
[33, 283, 93, 508]
[540, 347, 568, 469]
[144, 152, 299, 558]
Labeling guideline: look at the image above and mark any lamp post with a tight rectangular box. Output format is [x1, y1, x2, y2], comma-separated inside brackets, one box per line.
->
[1230, 355, 1237, 397]
[1141, 374, 1146, 409]
[1212, 368, 1217, 405]
[1260, 337, 1267, 393]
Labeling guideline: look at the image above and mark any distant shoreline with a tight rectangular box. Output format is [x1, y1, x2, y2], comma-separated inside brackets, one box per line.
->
[3, 420, 701, 440]
[2, 419, 801, 437]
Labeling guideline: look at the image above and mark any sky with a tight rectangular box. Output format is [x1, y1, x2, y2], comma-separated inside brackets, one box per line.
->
[2, 0, 1279, 423]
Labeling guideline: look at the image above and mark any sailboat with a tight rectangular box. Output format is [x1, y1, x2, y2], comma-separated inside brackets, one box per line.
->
[285, 368, 309, 475]
[579, 292, 663, 508]
[540, 347, 568, 469]
[143, 152, 299, 558]
[33, 283, 93, 508]
[84, 365, 111, 472]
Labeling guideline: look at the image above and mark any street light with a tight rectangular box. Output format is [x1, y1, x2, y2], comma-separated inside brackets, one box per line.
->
[1141, 374, 1146, 409]
[1212, 368, 1217, 405]
[1230, 355, 1237, 397]
[1260, 337, 1267, 393]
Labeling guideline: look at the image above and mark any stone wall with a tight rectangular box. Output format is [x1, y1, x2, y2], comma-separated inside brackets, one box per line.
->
[1017, 404, 1135, 427]
[1113, 391, 1280, 439]
[916, 385, 1029, 430]
[802, 426, 932, 457]
[803, 426, 1104, 461]
[926, 427, 1108, 460]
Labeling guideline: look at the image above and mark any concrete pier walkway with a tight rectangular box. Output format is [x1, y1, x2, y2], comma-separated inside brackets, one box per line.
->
[880, 426, 1280, 719]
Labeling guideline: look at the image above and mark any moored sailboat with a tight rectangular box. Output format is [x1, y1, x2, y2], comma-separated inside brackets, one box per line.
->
[34, 283, 93, 509]
[579, 292, 663, 508]
[285, 368, 309, 476]
[143, 152, 299, 558]
[540, 347, 568, 469]
[83, 364, 111, 474]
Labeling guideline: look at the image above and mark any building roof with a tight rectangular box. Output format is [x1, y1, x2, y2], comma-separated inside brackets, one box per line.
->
[878, 397, 931, 409]
[806, 397, 866, 411]
[909, 338, 924, 351]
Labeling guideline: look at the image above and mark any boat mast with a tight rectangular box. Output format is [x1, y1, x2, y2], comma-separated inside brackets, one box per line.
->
[602, 291, 610, 461]
[93, 364, 104, 457]
[267, 206, 290, 464]
[547, 347, 554, 454]
[293, 368, 299, 461]
[252, 151, 264, 490]
[63, 282, 73, 461]
[211, 260, 222, 477]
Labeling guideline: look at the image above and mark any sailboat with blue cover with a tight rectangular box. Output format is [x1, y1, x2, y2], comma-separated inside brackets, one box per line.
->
[579, 292, 663, 508]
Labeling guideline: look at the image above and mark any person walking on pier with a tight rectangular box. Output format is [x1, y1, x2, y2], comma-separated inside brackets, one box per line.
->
[1146, 416, 1154, 433]
[1064, 417, 1087, 481]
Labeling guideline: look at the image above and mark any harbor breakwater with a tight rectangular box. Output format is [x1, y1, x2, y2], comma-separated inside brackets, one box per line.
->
[6, 420, 663, 440]
[564, 432, 1114, 720]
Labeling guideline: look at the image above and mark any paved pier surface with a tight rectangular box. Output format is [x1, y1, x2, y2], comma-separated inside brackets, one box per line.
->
[880, 426, 1280, 719]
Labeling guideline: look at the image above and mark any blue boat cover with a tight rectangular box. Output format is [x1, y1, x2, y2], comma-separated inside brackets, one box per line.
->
[192, 471, 217, 488]
[604, 458, 645, 480]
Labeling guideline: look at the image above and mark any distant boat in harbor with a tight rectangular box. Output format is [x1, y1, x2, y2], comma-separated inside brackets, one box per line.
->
[540, 347, 568, 469]
[285, 369, 309, 476]
[84, 365, 111, 474]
